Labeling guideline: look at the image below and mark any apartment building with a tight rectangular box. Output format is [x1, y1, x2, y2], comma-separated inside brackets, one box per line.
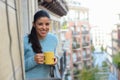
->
[91, 26, 107, 49]
[106, 33, 113, 65]
[112, 17, 120, 54]
[112, 26, 119, 55]
[62, 0, 92, 73]
[111, 14, 120, 80]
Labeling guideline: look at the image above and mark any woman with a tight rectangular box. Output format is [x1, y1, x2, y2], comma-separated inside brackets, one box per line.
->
[24, 10, 59, 79]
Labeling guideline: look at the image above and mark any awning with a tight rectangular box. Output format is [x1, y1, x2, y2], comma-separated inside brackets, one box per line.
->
[38, 0, 68, 16]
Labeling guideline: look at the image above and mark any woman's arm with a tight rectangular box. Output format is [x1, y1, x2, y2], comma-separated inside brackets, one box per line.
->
[24, 53, 37, 72]
[24, 36, 37, 72]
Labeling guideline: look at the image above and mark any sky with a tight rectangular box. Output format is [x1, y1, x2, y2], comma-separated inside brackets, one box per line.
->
[78, 0, 120, 32]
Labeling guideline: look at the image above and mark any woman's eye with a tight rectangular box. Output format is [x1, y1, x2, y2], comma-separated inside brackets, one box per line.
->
[37, 23, 50, 26]
[38, 23, 43, 25]
[46, 23, 50, 26]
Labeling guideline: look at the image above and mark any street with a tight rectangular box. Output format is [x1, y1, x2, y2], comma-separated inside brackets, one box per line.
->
[93, 51, 107, 67]
[93, 50, 117, 80]
[108, 73, 117, 80]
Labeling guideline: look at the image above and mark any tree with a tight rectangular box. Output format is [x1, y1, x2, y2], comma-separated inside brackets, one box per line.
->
[74, 67, 99, 80]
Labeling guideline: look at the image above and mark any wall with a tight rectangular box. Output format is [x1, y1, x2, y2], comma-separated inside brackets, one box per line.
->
[22, 0, 38, 35]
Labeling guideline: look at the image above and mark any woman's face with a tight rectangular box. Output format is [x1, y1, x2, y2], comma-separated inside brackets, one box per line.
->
[34, 17, 51, 39]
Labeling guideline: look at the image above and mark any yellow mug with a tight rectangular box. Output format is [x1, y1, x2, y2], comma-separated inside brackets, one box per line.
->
[44, 52, 54, 65]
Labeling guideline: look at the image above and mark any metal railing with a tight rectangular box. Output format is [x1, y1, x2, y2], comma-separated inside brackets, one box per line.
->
[60, 51, 67, 79]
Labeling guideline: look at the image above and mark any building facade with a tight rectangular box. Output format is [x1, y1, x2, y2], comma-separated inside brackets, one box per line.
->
[111, 14, 120, 80]
[67, 0, 92, 68]
[91, 26, 107, 49]
[60, 0, 92, 79]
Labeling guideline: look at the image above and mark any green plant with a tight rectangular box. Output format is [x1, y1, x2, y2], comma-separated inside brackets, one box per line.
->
[102, 61, 108, 67]
[62, 21, 67, 29]
[91, 45, 95, 52]
[113, 52, 120, 69]
[73, 68, 80, 75]
[75, 67, 99, 80]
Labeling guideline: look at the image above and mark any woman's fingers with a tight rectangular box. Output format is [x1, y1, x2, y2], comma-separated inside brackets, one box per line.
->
[36, 53, 44, 58]
[37, 58, 44, 64]
[34, 54, 44, 64]
[35, 54, 58, 65]
[53, 57, 57, 65]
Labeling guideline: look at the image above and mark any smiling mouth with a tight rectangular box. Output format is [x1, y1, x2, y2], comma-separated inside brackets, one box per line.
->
[40, 31, 47, 33]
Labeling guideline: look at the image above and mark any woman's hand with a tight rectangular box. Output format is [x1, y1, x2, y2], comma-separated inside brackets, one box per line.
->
[34, 53, 44, 64]
[53, 57, 58, 65]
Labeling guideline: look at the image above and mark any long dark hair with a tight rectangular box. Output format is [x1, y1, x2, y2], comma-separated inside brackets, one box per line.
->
[28, 10, 50, 53]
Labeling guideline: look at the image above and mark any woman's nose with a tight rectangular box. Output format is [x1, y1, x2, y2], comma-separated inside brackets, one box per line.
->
[42, 24, 47, 28]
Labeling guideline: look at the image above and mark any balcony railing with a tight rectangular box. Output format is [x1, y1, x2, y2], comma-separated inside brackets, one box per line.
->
[72, 32, 80, 35]
[83, 54, 91, 60]
[82, 42, 89, 47]
[60, 51, 67, 77]
[72, 32, 80, 37]
[82, 30, 89, 34]
[72, 43, 80, 49]
[112, 39, 120, 47]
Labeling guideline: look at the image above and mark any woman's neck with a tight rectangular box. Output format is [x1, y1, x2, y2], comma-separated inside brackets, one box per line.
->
[37, 35, 46, 40]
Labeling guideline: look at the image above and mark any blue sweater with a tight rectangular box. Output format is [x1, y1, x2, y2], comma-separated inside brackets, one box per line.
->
[24, 33, 58, 79]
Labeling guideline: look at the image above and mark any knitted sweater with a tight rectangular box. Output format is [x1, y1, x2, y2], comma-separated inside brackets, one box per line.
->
[24, 33, 58, 79]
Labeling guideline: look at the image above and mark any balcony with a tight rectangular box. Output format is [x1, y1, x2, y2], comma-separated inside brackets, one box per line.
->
[112, 39, 120, 48]
[82, 54, 91, 61]
[72, 43, 80, 49]
[82, 42, 89, 48]
[38, 0, 68, 16]
[73, 58, 82, 70]
[72, 32, 80, 37]
[82, 30, 89, 34]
